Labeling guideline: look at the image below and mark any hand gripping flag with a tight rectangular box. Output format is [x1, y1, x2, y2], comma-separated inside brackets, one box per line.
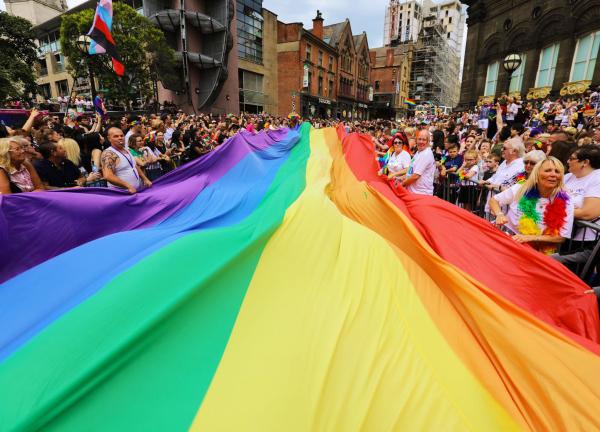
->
[87, 0, 125, 76]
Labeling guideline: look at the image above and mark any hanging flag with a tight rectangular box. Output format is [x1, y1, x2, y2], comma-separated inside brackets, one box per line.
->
[404, 98, 416, 106]
[87, 0, 125, 76]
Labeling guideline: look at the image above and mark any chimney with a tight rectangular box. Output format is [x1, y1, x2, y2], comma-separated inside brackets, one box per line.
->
[312, 10, 324, 40]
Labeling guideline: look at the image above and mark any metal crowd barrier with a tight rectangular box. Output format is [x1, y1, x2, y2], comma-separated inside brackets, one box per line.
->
[435, 177, 503, 221]
[436, 177, 600, 285]
[559, 220, 600, 284]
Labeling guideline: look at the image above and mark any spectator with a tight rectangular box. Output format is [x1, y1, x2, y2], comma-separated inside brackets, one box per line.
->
[549, 141, 578, 171]
[400, 129, 436, 195]
[101, 127, 152, 193]
[383, 133, 411, 178]
[59, 137, 102, 184]
[482, 154, 501, 181]
[34, 141, 89, 188]
[553, 145, 600, 269]
[490, 156, 573, 254]
[457, 149, 479, 210]
[128, 134, 147, 167]
[0, 137, 44, 193]
[483, 137, 525, 190]
[441, 144, 463, 182]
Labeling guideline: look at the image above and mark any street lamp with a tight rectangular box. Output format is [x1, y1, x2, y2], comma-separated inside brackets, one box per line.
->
[76, 35, 97, 100]
[503, 53, 522, 95]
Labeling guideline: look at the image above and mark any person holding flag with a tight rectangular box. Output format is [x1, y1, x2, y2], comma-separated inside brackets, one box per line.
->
[94, 90, 108, 120]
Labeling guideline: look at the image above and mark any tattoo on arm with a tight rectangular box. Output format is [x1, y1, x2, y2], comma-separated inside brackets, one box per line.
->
[101, 151, 118, 173]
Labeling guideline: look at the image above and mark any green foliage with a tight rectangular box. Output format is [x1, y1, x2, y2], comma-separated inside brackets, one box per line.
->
[60, 2, 181, 106]
[0, 12, 38, 103]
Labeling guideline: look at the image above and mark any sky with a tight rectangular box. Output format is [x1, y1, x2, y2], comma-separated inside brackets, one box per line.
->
[263, 0, 389, 47]
[0, 0, 391, 47]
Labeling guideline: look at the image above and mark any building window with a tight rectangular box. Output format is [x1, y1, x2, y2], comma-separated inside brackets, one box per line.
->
[536, 43, 560, 87]
[56, 79, 69, 97]
[38, 58, 48, 76]
[328, 56, 333, 71]
[318, 75, 323, 96]
[54, 53, 65, 73]
[38, 31, 60, 55]
[318, 50, 323, 66]
[236, 0, 264, 64]
[570, 31, 600, 82]
[448, 16, 452, 23]
[484, 61, 499, 96]
[375, 80, 380, 90]
[306, 43, 312, 62]
[308, 71, 312, 92]
[39, 83, 51, 99]
[239, 69, 264, 113]
[447, 33, 451, 39]
[509, 54, 526, 93]
[329, 79, 334, 97]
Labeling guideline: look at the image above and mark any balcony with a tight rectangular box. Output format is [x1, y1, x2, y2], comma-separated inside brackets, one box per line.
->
[150, 9, 226, 34]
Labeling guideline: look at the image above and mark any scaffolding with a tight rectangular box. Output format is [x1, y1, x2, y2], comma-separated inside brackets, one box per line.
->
[409, 20, 460, 108]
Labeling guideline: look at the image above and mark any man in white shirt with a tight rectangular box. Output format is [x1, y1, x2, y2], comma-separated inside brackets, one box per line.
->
[506, 97, 519, 125]
[485, 137, 525, 189]
[401, 129, 436, 195]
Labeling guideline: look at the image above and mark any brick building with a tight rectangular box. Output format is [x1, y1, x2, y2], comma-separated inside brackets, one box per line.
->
[277, 12, 372, 119]
[369, 45, 412, 119]
[460, 0, 600, 107]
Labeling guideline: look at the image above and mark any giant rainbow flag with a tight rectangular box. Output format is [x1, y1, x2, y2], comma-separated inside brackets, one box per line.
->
[2, 124, 600, 430]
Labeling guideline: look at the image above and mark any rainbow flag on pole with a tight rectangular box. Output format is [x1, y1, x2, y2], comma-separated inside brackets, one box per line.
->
[404, 98, 416, 106]
[1, 125, 600, 430]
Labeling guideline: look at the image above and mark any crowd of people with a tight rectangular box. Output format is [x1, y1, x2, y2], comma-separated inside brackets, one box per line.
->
[2, 90, 600, 286]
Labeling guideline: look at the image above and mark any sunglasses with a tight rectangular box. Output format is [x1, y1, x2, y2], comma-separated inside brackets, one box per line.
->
[524, 160, 537, 166]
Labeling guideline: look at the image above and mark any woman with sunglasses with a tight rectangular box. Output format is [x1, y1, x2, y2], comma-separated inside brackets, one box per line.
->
[380, 133, 411, 180]
[553, 145, 600, 270]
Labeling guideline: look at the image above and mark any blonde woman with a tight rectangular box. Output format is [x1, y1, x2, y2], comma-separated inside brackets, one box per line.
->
[58, 138, 82, 166]
[58, 138, 102, 185]
[489, 156, 574, 254]
[0, 138, 44, 194]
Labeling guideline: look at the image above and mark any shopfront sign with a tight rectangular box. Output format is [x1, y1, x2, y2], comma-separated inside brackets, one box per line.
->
[318, 98, 331, 105]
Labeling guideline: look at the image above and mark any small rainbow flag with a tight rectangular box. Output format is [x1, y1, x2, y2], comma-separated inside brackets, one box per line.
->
[404, 98, 416, 106]
[1, 125, 600, 430]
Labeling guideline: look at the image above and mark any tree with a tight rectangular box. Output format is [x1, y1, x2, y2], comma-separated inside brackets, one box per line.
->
[60, 2, 181, 108]
[0, 12, 38, 104]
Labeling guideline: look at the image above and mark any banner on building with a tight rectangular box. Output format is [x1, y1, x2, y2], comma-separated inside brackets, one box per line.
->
[303, 64, 309, 88]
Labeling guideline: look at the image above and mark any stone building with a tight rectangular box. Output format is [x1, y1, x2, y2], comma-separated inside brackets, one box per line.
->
[460, 0, 600, 107]
[5, 0, 66, 26]
[369, 45, 412, 119]
[237, 4, 278, 114]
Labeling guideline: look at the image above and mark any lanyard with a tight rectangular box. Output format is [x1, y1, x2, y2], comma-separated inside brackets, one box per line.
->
[112, 146, 139, 180]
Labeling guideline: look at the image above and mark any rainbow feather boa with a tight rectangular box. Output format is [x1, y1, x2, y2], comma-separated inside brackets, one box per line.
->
[517, 188, 569, 254]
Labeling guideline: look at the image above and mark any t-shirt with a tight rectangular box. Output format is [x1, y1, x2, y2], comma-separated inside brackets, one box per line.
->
[564, 170, 600, 241]
[406, 147, 435, 195]
[506, 103, 519, 121]
[488, 158, 525, 188]
[34, 158, 81, 188]
[495, 183, 574, 239]
[387, 150, 411, 173]
[459, 165, 479, 185]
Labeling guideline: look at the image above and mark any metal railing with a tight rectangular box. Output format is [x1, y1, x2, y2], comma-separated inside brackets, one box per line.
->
[435, 177, 600, 286]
